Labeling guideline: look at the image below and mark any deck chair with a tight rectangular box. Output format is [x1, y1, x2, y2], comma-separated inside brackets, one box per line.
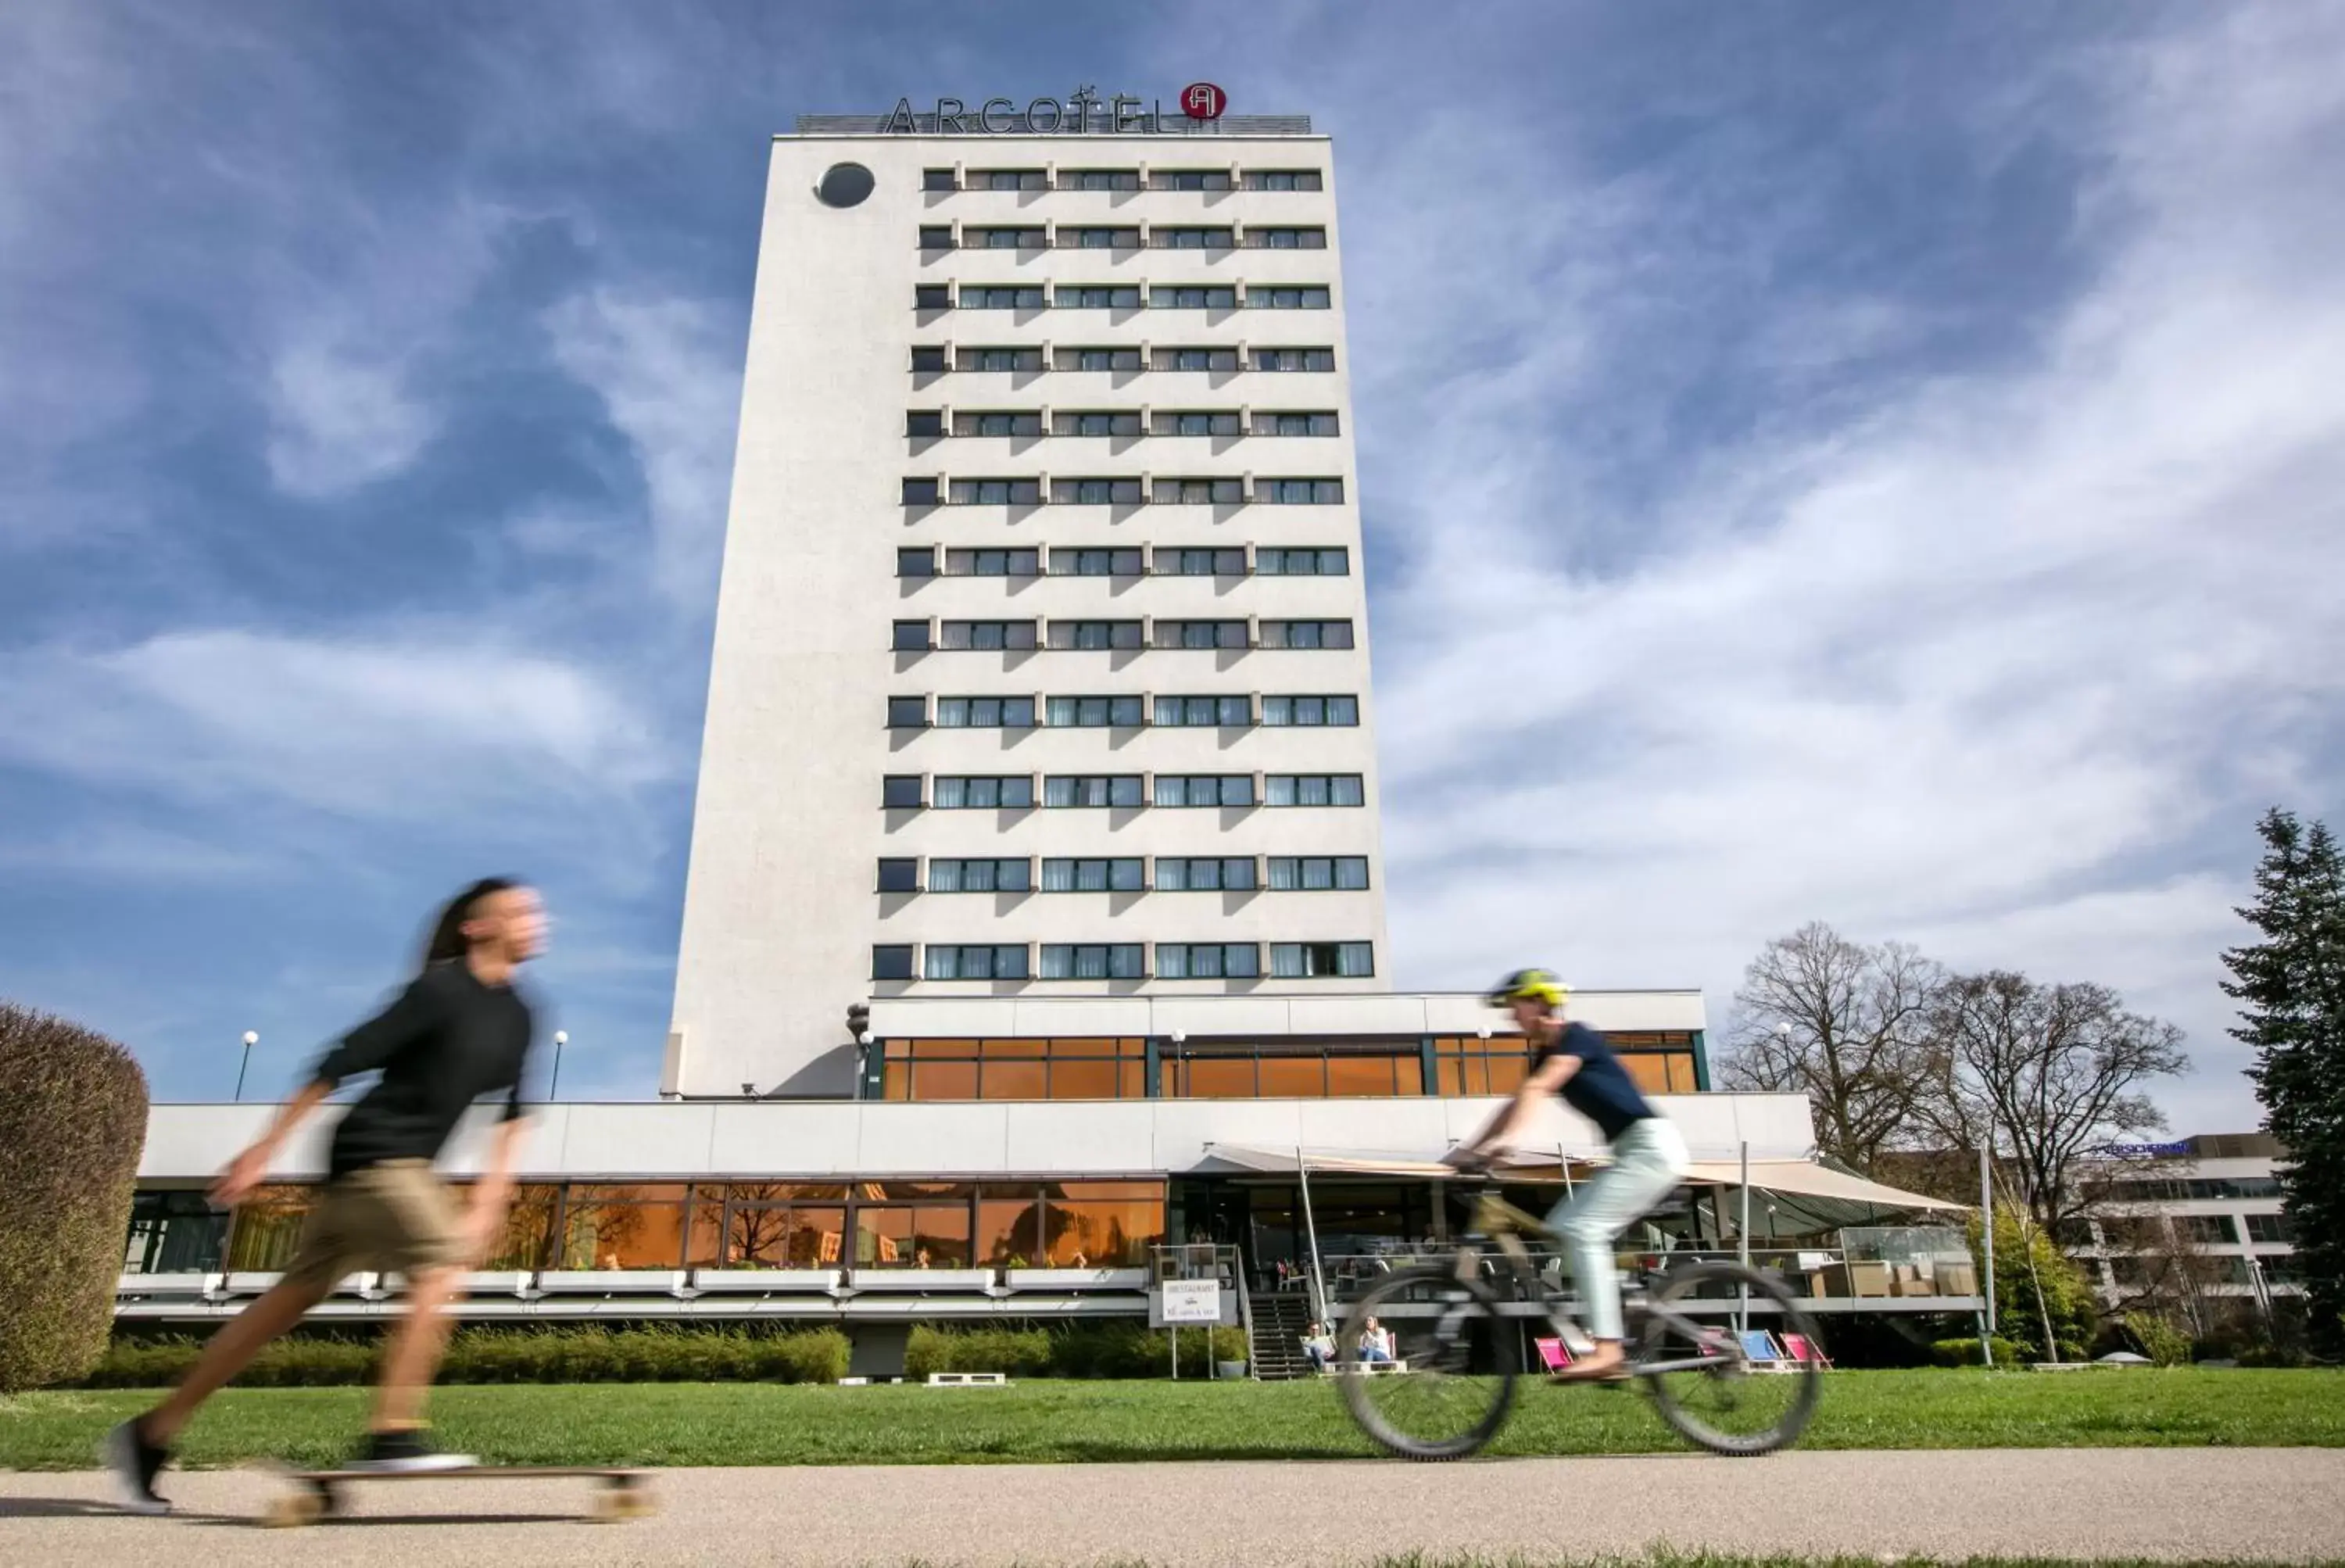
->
[1533, 1336, 1572, 1372]
[1779, 1331, 1833, 1369]
[1738, 1329, 1789, 1369]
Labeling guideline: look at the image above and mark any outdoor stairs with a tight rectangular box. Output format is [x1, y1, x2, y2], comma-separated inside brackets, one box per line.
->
[1248, 1289, 1316, 1380]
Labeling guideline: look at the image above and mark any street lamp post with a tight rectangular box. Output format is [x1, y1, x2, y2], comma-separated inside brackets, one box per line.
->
[550, 1030, 568, 1101]
[234, 1031, 259, 1101]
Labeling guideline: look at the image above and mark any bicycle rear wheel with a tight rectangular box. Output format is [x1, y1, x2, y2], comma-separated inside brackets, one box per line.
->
[1637, 1260, 1822, 1455]
[1336, 1265, 1516, 1461]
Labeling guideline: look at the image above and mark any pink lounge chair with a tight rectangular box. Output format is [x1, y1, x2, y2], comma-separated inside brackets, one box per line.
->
[1780, 1331, 1833, 1368]
[1534, 1337, 1572, 1372]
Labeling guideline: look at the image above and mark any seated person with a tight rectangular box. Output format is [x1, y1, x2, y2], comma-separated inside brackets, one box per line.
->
[1300, 1322, 1336, 1372]
[1359, 1316, 1394, 1364]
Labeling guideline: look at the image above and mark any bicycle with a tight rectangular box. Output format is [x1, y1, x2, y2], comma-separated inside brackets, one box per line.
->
[1334, 1174, 1823, 1459]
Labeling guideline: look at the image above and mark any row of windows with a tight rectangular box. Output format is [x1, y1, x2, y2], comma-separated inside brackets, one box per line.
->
[920, 225, 1326, 251]
[900, 546, 1348, 578]
[879, 856, 1372, 894]
[2088, 1176, 2285, 1201]
[918, 284, 1330, 313]
[890, 693, 1360, 729]
[929, 168, 1324, 193]
[908, 476, 1344, 506]
[883, 773, 1368, 810]
[893, 619, 1357, 652]
[915, 410, 1339, 439]
[915, 346, 1336, 374]
[875, 940, 1377, 983]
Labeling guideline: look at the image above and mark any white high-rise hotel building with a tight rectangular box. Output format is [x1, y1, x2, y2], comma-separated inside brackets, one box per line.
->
[668, 97, 1392, 1098]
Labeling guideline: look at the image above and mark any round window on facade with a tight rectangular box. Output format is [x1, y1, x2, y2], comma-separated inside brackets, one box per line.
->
[816, 163, 875, 209]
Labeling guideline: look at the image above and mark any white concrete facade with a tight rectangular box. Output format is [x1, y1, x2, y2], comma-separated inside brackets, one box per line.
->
[670, 117, 1387, 1098]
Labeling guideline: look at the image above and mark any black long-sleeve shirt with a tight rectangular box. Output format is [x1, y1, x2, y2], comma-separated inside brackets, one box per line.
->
[310, 961, 538, 1177]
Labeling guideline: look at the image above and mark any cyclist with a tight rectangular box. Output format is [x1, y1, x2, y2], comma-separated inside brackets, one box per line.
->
[1445, 968, 1688, 1381]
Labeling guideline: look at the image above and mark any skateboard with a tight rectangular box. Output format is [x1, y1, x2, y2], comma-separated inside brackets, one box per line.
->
[259, 1462, 657, 1527]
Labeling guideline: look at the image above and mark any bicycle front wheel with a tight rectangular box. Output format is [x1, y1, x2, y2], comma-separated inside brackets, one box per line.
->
[1637, 1260, 1823, 1455]
[1336, 1265, 1516, 1461]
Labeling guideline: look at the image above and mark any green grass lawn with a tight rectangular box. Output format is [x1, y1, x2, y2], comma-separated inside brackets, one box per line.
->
[0, 1369, 2336, 1471]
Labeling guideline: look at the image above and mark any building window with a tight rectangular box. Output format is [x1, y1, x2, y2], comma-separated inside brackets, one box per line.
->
[1151, 226, 1236, 250]
[1157, 943, 1261, 979]
[1045, 694, 1144, 728]
[1058, 285, 1142, 310]
[948, 478, 1043, 505]
[887, 696, 929, 729]
[1047, 619, 1144, 650]
[1154, 694, 1252, 728]
[1244, 227, 1328, 250]
[1058, 226, 1140, 249]
[1039, 943, 1146, 979]
[882, 775, 924, 809]
[1158, 1047, 1423, 1099]
[2245, 1212, 2296, 1244]
[1153, 478, 1246, 507]
[927, 859, 1033, 893]
[943, 547, 1040, 577]
[1260, 478, 1344, 504]
[923, 169, 958, 192]
[1151, 169, 1233, 192]
[1049, 547, 1144, 577]
[1150, 285, 1237, 310]
[876, 858, 919, 893]
[963, 285, 1046, 310]
[933, 775, 1037, 809]
[881, 1040, 1153, 1103]
[1155, 347, 1241, 373]
[1058, 346, 1145, 372]
[907, 410, 945, 438]
[1155, 774, 1255, 808]
[873, 944, 916, 980]
[1261, 694, 1359, 725]
[967, 227, 1046, 250]
[1266, 774, 1366, 807]
[937, 621, 1038, 650]
[1258, 620, 1355, 650]
[915, 284, 952, 311]
[1255, 411, 1340, 437]
[1054, 410, 1144, 437]
[971, 169, 1047, 192]
[123, 1190, 230, 1275]
[1271, 941, 1374, 979]
[925, 944, 1031, 981]
[1268, 856, 1370, 890]
[902, 478, 940, 506]
[1050, 477, 1145, 505]
[1248, 286, 1331, 310]
[1255, 547, 1349, 576]
[1430, 1035, 1534, 1096]
[897, 547, 937, 578]
[1155, 619, 1249, 650]
[892, 621, 932, 652]
[1155, 857, 1258, 892]
[911, 347, 948, 374]
[935, 696, 1036, 729]
[1155, 547, 1248, 577]
[1153, 410, 1243, 438]
[1040, 857, 1145, 893]
[918, 226, 955, 250]
[959, 348, 1045, 374]
[1244, 170, 1324, 192]
[954, 410, 1044, 438]
[1060, 170, 1140, 192]
[2175, 1214, 2239, 1246]
[1253, 347, 1336, 372]
[1044, 774, 1144, 808]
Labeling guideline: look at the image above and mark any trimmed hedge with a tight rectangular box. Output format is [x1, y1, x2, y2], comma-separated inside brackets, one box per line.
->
[1930, 1335, 2028, 1368]
[908, 1322, 1249, 1380]
[81, 1325, 850, 1389]
[0, 1002, 149, 1392]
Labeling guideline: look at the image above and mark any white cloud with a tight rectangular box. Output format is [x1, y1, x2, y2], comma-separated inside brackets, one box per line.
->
[263, 331, 442, 497]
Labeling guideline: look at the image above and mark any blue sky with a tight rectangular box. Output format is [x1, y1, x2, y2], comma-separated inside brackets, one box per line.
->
[4, 2, 2340, 1133]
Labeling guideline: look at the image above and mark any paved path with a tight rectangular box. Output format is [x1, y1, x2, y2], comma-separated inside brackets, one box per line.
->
[4, 1449, 2341, 1564]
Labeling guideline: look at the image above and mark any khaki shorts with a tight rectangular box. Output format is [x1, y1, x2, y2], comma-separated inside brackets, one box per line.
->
[281, 1160, 466, 1291]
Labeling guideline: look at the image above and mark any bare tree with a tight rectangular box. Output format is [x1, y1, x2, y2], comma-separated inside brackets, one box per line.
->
[1717, 922, 1943, 1170]
[1923, 972, 2189, 1228]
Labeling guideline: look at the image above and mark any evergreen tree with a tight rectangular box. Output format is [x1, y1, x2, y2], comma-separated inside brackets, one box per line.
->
[2221, 807, 2345, 1353]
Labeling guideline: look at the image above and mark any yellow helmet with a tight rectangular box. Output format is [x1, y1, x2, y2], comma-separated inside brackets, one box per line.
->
[1487, 968, 1569, 1009]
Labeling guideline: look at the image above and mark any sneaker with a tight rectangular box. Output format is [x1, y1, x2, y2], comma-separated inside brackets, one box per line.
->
[349, 1427, 476, 1473]
[102, 1416, 171, 1515]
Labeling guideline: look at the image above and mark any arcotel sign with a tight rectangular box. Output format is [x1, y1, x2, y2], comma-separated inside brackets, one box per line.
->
[884, 84, 1228, 135]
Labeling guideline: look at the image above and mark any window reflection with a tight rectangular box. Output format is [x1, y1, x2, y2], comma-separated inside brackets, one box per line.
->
[225, 1185, 313, 1271]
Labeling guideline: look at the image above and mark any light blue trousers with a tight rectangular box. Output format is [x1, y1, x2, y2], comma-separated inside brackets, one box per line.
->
[1544, 1117, 1688, 1341]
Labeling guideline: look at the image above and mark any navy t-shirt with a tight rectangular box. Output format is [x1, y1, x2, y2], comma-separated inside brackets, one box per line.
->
[1531, 1020, 1654, 1142]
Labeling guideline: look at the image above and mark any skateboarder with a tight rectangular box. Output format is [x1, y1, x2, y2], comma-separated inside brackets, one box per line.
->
[106, 878, 548, 1513]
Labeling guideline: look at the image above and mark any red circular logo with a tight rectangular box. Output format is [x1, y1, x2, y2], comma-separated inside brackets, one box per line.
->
[1180, 82, 1227, 121]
